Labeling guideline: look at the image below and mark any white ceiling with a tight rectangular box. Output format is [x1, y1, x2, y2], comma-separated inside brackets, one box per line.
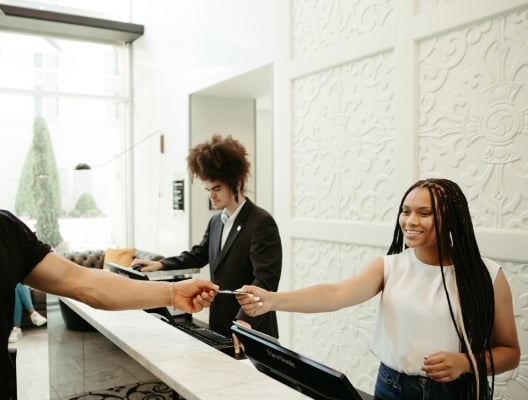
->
[193, 63, 272, 106]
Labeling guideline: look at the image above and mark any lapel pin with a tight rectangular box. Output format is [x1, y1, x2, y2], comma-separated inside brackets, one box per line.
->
[237, 225, 241, 231]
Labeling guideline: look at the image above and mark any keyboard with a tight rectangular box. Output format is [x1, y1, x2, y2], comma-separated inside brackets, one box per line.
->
[174, 320, 234, 349]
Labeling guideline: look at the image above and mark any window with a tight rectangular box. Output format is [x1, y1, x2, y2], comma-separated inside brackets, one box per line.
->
[0, 30, 130, 250]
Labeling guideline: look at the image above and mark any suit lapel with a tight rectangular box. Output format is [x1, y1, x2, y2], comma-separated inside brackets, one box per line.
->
[209, 214, 224, 268]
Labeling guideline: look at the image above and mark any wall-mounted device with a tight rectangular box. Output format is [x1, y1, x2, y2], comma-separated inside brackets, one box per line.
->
[172, 179, 184, 210]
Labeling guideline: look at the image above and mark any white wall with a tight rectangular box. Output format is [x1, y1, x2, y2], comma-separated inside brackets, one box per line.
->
[255, 107, 273, 210]
[189, 95, 256, 246]
[130, 0, 278, 256]
[130, 1, 528, 398]
[275, 0, 528, 398]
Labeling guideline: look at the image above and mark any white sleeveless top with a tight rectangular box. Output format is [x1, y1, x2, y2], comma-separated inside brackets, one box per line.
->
[371, 248, 500, 376]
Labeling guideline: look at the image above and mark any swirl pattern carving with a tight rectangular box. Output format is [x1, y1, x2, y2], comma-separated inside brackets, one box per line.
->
[418, 0, 454, 12]
[291, 239, 384, 393]
[292, 0, 394, 56]
[418, 8, 528, 229]
[292, 52, 396, 221]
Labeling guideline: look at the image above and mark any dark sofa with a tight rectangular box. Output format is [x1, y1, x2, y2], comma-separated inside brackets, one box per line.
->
[61, 248, 164, 270]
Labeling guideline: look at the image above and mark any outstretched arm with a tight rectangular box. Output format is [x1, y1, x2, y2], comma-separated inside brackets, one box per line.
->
[237, 257, 384, 315]
[25, 252, 218, 314]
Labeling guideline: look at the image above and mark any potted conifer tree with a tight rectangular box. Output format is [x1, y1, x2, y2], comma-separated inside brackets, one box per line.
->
[15, 115, 63, 247]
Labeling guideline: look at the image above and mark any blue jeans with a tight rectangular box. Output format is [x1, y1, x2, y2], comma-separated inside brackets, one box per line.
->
[374, 362, 490, 400]
[13, 283, 34, 326]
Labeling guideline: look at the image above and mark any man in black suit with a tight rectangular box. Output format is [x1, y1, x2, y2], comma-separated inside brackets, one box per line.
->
[133, 134, 282, 341]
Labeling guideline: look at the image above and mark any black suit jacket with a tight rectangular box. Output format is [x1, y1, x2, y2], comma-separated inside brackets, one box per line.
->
[161, 199, 282, 337]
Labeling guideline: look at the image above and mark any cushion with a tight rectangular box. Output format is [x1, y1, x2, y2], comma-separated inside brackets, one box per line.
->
[103, 247, 135, 269]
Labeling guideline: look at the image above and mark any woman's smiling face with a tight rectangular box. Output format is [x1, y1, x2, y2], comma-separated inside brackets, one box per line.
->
[399, 187, 440, 263]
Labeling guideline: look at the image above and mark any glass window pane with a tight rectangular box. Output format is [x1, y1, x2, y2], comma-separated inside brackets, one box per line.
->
[0, 31, 127, 97]
[0, 31, 129, 250]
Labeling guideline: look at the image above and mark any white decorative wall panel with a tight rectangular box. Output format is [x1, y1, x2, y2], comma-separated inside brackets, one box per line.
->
[292, 0, 395, 57]
[418, 0, 455, 13]
[280, 1, 528, 398]
[292, 52, 396, 221]
[290, 239, 384, 393]
[418, 7, 528, 229]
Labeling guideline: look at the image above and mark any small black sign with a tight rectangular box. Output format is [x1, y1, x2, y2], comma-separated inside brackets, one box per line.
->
[172, 179, 184, 210]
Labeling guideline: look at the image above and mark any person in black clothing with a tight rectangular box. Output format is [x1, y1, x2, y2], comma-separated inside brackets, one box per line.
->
[1, 209, 218, 400]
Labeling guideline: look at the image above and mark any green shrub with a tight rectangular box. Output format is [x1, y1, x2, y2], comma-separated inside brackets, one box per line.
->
[15, 115, 62, 246]
[71, 192, 104, 217]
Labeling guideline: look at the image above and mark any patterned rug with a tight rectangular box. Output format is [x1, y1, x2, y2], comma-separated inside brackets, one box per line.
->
[68, 381, 185, 400]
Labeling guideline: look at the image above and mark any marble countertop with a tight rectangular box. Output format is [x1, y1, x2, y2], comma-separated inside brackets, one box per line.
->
[59, 297, 309, 400]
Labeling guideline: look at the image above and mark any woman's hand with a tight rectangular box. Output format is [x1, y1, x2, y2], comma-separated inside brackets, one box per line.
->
[232, 319, 251, 356]
[421, 352, 470, 382]
[236, 285, 270, 317]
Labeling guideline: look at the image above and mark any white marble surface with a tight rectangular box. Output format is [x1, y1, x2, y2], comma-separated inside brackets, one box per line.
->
[59, 297, 309, 400]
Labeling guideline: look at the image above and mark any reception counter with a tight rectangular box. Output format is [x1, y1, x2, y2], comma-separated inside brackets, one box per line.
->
[56, 297, 309, 400]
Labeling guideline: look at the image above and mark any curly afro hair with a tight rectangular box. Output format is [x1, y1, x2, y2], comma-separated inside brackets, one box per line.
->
[187, 134, 250, 195]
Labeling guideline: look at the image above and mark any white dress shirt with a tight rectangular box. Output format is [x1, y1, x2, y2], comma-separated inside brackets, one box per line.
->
[220, 200, 246, 249]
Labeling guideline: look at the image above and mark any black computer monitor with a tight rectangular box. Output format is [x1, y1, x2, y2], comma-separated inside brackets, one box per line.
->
[231, 323, 366, 400]
[104, 261, 149, 280]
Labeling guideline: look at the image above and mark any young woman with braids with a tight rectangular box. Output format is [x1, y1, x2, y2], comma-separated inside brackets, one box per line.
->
[236, 178, 519, 400]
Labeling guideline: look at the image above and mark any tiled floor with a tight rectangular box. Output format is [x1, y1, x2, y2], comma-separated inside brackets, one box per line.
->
[10, 325, 50, 400]
[46, 299, 162, 400]
[11, 299, 179, 400]
[11, 324, 167, 400]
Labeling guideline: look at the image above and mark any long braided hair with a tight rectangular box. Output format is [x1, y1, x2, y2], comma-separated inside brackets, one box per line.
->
[387, 178, 495, 399]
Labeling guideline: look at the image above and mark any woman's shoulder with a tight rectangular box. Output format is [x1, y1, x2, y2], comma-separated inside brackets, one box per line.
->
[382, 249, 427, 278]
[383, 248, 413, 264]
[481, 257, 501, 281]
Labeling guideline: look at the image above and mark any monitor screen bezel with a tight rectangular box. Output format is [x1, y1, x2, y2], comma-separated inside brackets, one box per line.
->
[104, 261, 149, 280]
[231, 323, 363, 400]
